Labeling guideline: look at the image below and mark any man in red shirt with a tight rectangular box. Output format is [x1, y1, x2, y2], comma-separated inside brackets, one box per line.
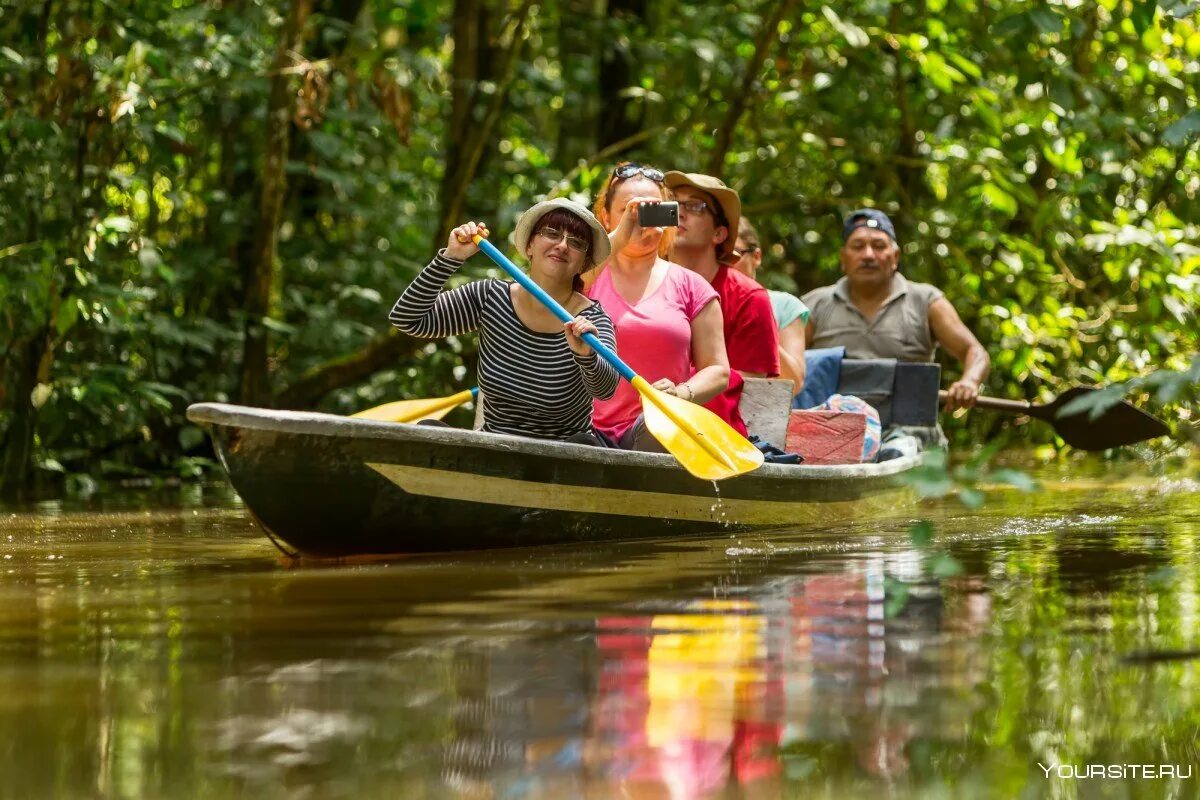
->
[666, 171, 780, 437]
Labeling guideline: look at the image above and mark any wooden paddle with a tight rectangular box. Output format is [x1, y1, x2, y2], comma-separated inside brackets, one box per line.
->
[473, 234, 763, 481]
[942, 387, 1170, 450]
[352, 387, 478, 423]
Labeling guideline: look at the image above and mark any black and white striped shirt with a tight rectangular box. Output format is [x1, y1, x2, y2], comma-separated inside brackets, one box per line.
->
[390, 251, 620, 440]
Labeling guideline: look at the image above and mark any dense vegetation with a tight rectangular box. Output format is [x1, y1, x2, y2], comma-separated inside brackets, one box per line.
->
[2, 0, 1198, 495]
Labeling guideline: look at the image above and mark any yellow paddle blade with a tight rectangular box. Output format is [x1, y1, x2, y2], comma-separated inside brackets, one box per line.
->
[633, 377, 764, 481]
[351, 389, 475, 424]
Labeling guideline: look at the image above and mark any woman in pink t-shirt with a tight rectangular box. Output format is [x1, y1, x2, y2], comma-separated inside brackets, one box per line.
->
[586, 163, 731, 449]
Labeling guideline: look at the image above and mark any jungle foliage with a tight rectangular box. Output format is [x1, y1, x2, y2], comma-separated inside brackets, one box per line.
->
[1, 0, 1198, 494]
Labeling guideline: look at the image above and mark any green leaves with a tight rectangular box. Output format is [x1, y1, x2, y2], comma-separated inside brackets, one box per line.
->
[1130, 0, 1160, 37]
[1059, 385, 1127, 420]
[916, 51, 968, 93]
[928, 551, 965, 578]
[1162, 109, 1200, 148]
[981, 184, 1018, 217]
[55, 300, 81, 337]
[820, 6, 869, 49]
[884, 577, 910, 618]
[1029, 8, 1062, 36]
[990, 469, 1040, 493]
[2, 0, 1198, 491]
[178, 425, 206, 451]
[909, 520, 935, 548]
[1060, 356, 1200, 417]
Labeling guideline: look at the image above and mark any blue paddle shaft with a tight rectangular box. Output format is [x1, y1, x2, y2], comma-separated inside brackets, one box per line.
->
[476, 238, 637, 383]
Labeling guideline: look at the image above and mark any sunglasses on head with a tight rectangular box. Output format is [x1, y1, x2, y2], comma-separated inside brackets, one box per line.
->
[605, 163, 666, 209]
[612, 163, 665, 183]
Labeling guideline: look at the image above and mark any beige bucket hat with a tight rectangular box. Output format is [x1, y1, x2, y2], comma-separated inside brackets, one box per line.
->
[512, 198, 611, 265]
[663, 171, 741, 258]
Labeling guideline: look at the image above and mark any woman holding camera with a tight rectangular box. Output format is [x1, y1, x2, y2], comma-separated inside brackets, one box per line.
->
[586, 162, 732, 450]
[390, 199, 619, 442]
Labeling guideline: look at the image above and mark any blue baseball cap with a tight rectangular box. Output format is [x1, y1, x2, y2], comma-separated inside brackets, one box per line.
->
[843, 209, 897, 243]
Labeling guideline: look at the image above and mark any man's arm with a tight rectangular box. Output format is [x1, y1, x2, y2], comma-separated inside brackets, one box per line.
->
[928, 296, 990, 410]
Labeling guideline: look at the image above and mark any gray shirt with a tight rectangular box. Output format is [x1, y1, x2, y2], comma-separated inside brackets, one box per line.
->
[802, 273, 944, 362]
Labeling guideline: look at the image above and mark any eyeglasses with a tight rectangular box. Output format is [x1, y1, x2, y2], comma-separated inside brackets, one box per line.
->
[612, 163, 665, 183]
[536, 227, 589, 253]
[679, 199, 710, 215]
[732, 244, 760, 259]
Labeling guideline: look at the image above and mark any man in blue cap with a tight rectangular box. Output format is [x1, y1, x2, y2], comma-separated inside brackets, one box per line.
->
[802, 209, 989, 410]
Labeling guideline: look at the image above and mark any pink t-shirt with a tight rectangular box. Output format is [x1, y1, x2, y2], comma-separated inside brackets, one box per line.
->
[588, 262, 718, 439]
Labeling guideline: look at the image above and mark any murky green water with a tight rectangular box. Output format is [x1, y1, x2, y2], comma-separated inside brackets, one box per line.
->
[2, 463, 1199, 799]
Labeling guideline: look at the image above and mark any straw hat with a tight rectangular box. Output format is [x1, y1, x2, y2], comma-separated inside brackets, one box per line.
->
[663, 171, 741, 258]
[512, 198, 611, 265]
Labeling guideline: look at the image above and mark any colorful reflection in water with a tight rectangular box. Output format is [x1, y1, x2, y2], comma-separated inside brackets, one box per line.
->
[0, 466, 1198, 798]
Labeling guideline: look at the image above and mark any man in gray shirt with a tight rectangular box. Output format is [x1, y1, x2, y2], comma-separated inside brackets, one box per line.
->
[802, 209, 990, 410]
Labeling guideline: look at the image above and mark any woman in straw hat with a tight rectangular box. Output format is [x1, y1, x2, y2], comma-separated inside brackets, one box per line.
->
[586, 162, 732, 450]
[390, 199, 618, 443]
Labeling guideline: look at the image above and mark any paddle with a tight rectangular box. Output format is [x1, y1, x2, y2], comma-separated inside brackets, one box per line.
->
[472, 234, 763, 481]
[942, 387, 1170, 450]
[352, 387, 478, 424]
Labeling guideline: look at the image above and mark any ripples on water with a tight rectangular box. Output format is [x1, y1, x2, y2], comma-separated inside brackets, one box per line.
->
[0, 466, 1198, 799]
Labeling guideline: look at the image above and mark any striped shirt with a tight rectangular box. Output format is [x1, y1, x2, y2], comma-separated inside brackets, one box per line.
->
[389, 251, 620, 440]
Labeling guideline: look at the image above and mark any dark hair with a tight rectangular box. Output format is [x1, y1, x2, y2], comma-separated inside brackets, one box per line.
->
[737, 217, 760, 251]
[702, 190, 730, 232]
[530, 208, 595, 292]
[690, 190, 730, 258]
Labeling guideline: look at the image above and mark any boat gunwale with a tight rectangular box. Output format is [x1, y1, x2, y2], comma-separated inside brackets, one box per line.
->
[186, 402, 923, 482]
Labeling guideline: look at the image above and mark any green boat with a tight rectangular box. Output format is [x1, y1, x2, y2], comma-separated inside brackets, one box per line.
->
[187, 402, 920, 558]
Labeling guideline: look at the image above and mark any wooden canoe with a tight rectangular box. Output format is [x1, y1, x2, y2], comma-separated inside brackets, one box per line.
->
[187, 402, 921, 558]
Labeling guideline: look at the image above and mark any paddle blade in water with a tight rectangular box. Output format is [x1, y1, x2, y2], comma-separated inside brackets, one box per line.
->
[634, 377, 764, 481]
[1046, 387, 1171, 451]
[351, 389, 476, 424]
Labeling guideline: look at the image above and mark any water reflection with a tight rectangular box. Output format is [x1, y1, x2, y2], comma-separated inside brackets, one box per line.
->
[447, 565, 993, 798]
[594, 602, 780, 797]
[0, 466, 1197, 799]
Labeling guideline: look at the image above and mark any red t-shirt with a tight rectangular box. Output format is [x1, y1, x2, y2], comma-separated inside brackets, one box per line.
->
[702, 265, 780, 437]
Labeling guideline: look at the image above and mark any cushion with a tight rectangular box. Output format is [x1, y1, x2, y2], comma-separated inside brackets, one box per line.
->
[795, 346, 845, 409]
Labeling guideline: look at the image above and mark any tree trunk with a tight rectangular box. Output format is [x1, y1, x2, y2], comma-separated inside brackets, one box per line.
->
[288, 0, 369, 221]
[433, 0, 533, 246]
[706, 0, 799, 175]
[239, 0, 313, 407]
[0, 333, 49, 499]
[888, 0, 924, 239]
[274, 0, 531, 409]
[438, 0, 485, 228]
[0, 3, 73, 497]
[555, 0, 601, 165]
[597, 0, 647, 149]
[274, 331, 428, 409]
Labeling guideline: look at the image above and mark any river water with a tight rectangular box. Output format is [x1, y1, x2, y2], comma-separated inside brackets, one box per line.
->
[1, 461, 1198, 799]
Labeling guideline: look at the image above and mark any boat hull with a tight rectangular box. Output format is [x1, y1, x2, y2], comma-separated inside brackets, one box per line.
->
[187, 403, 920, 557]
